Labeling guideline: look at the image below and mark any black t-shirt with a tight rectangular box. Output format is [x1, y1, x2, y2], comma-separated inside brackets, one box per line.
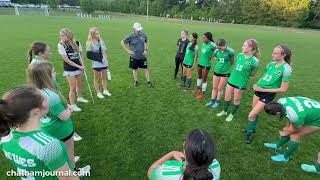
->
[176, 38, 190, 56]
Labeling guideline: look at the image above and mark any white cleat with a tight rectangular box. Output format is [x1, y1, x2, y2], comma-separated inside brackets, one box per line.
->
[70, 104, 81, 112]
[103, 90, 112, 97]
[77, 97, 89, 103]
[97, 93, 104, 99]
[73, 132, 82, 142]
[74, 156, 80, 163]
[216, 111, 227, 117]
[77, 165, 91, 177]
[226, 114, 234, 122]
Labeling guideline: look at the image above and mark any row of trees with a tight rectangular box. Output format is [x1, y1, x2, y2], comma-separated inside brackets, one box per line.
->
[10, 0, 320, 28]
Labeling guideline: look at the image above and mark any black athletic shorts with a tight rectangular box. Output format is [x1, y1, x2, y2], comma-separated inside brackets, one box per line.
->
[214, 72, 231, 77]
[93, 66, 108, 72]
[60, 131, 74, 142]
[183, 63, 193, 68]
[129, 57, 148, 69]
[198, 64, 211, 70]
[254, 91, 276, 104]
[227, 82, 246, 90]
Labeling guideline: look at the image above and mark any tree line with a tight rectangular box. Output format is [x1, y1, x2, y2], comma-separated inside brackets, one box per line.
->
[10, 0, 320, 28]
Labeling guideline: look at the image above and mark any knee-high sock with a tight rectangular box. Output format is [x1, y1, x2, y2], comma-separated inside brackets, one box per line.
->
[276, 136, 290, 148]
[315, 162, 320, 172]
[202, 82, 207, 94]
[246, 119, 257, 135]
[182, 76, 186, 84]
[186, 78, 192, 88]
[231, 104, 239, 115]
[197, 79, 202, 90]
[284, 141, 299, 159]
[223, 101, 230, 112]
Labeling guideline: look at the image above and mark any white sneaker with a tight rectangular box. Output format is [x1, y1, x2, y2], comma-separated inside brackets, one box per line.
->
[77, 165, 91, 177]
[77, 97, 89, 103]
[70, 104, 81, 112]
[73, 132, 82, 141]
[103, 90, 112, 96]
[97, 93, 104, 99]
[216, 111, 227, 117]
[226, 114, 234, 122]
[74, 156, 80, 163]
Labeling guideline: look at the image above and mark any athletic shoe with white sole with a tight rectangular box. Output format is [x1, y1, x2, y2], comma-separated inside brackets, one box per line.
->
[211, 102, 220, 108]
[70, 105, 81, 112]
[264, 143, 280, 150]
[205, 101, 213, 107]
[301, 164, 320, 174]
[216, 111, 227, 117]
[73, 132, 82, 142]
[76, 165, 91, 177]
[271, 154, 289, 163]
[97, 93, 104, 99]
[77, 97, 89, 103]
[226, 114, 234, 122]
[103, 90, 112, 96]
[74, 156, 80, 163]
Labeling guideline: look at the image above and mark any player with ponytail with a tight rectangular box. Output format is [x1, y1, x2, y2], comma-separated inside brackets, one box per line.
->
[28, 42, 52, 64]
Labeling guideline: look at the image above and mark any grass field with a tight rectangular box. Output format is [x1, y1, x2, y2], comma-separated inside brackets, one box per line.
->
[0, 15, 320, 180]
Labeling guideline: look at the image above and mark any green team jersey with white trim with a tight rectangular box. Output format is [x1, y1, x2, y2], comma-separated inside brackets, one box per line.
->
[198, 42, 216, 67]
[228, 53, 259, 89]
[41, 88, 73, 140]
[183, 43, 199, 66]
[278, 97, 320, 127]
[256, 62, 292, 89]
[213, 47, 235, 74]
[0, 130, 73, 179]
[151, 160, 220, 180]
[30, 57, 47, 64]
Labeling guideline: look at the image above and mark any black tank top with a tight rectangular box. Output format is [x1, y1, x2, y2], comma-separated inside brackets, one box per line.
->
[61, 41, 82, 71]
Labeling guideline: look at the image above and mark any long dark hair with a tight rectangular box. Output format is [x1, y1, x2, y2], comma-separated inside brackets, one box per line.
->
[264, 101, 286, 119]
[278, 45, 292, 65]
[0, 86, 44, 137]
[183, 129, 216, 180]
[190, 33, 198, 51]
[28, 42, 47, 64]
[203, 32, 214, 43]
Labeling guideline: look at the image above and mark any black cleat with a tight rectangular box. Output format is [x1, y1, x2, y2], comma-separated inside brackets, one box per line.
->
[173, 76, 177, 80]
[147, 81, 153, 88]
[134, 81, 139, 87]
[242, 128, 256, 134]
[244, 133, 253, 144]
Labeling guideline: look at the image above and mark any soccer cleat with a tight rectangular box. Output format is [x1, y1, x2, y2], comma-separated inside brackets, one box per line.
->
[134, 81, 139, 87]
[226, 114, 234, 122]
[77, 97, 89, 103]
[301, 164, 319, 174]
[217, 111, 227, 117]
[196, 94, 205, 99]
[211, 102, 220, 108]
[147, 81, 153, 88]
[103, 90, 112, 96]
[74, 156, 80, 163]
[244, 133, 253, 144]
[264, 143, 280, 150]
[184, 87, 191, 91]
[205, 101, 213, 107]
[97, 93, 104, 99]
[180, 83, 186, 87]
[242, 128, 256, 134]
[271, 154, 289, 163]
[70, 104, 81, 112]
[73, 132, 82, 142]
[76, 165, 91, 177]
[193, 89, 201, 93]
[173, 76, 177, 80]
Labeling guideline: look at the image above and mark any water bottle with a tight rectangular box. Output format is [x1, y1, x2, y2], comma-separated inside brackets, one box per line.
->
[107, 69, 111, 80]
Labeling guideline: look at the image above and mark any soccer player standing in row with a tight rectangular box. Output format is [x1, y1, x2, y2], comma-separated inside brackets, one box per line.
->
[181, 32, 199, 90]
[86, 27, 112, 99]
[27, 62, 91, 173]
[28, 42, 52, 64]
[193, 32, 216, 99]
[244, 45, 292, 144]
[174, 30, 190, 80]
[0, 86, 78, 179]
[217, 39, 260, 122]
[263, 97, 320, 163]
[205, 39, 235, 108]
[58, 28, 88, 112]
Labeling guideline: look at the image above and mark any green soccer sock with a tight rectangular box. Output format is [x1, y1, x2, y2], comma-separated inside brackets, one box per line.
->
[284, 141, 300, 159]
[186, 78, 192, 88]
[246, 120, 257, 135]
[182, 76, 186, 84]
[215, 100, 221, 104]
[231, 104, 239, 115]
[223, 101, 230, 112]
[315, 162, 320, 172]
[276, 136, 290, 148]
[211, 99, 216, 104]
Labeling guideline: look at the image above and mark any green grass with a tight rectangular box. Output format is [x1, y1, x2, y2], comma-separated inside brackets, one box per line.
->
[0, 15, 320, 180]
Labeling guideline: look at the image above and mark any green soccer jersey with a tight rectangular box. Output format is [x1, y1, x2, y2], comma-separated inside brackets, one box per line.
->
[213, 47, 235, 74]
[41, 88, 74, 140]
[183, 43, 199, 66]
[228, 53, 259, 89]
[30, 57, 47, 64]
[278, 97, 320, 127]
[0, 130, 73, 179]
[256, 62, 292, 89]
[198, 41, 216, 67]
[151, 160, 220, 180]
